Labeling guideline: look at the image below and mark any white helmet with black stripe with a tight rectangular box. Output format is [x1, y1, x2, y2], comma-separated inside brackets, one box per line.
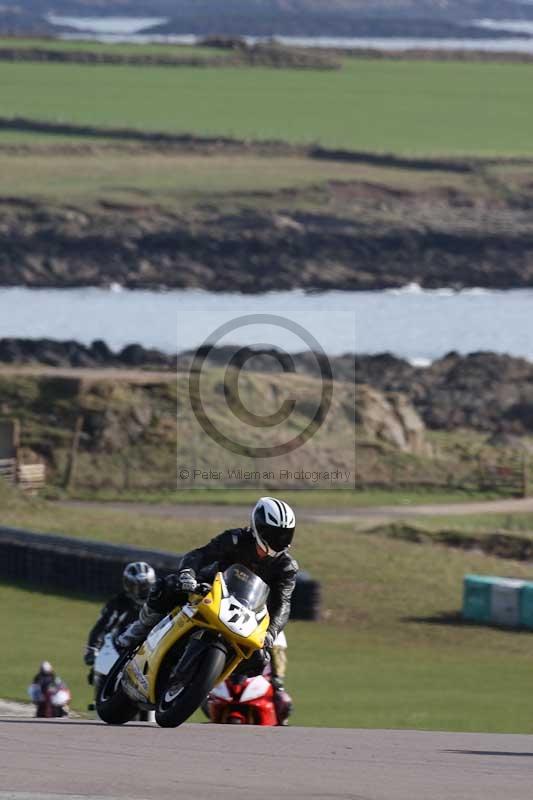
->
[251, 497, 296, 557]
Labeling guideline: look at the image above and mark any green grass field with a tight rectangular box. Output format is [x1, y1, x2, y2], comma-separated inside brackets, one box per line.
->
[0, 145, 494, 216]
[6, 582, 533, 731]
[3, 485, 533, 730]
[2, 58, 533, 155]
[0, 38, 221, 58]
[0, 150, 451, 205]
[58, 485, 505, 509]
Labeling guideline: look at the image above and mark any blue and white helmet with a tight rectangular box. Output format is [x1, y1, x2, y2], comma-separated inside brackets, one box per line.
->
[251, 497, 296, 557]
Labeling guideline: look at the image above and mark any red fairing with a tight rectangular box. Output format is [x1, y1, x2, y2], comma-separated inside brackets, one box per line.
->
[35, 684, 71, 718]
[207, 675, 280, 726]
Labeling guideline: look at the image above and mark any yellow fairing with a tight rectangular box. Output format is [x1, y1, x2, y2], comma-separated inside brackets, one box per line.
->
[124, 572, 269, 705]
[124, 608, 195, 704]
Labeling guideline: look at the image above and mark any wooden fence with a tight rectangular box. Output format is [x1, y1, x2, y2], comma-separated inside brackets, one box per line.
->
[477, 460, 528, 497]
[0, 419, 44, 492]
[0, 457, 16, 484]
[354, 456, 531, 498]
[17, 463, 46, 493]
[0, 458, 45, 492]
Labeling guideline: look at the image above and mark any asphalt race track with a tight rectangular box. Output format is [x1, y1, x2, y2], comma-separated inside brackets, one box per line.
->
[1, 720, 533, 800]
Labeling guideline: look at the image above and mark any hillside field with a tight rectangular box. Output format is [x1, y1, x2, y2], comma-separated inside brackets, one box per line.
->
[1, 149, 457, 205]
[2, 57, 533, 155]
[2, 42, 533, 293]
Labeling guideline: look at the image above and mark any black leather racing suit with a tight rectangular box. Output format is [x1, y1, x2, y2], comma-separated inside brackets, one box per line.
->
[143, 528, 298, 679]
[86, 592, 149, 719]
[87, 592, 140, 650]
[180, 527, 298, 642]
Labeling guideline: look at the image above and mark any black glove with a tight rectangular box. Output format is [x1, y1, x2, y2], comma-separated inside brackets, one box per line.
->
[178, 568, 197, 593]
[84, 646, 97, 666]
[263, 631, 275, 650]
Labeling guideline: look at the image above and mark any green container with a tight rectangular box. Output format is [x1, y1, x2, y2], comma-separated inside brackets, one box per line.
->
[519, 582, 533, 629]
[463, 574, 493, 623]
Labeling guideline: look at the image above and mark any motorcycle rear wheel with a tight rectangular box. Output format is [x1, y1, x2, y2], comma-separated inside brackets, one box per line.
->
[96, 655, 137, 725]
[155, 646, 226, 729]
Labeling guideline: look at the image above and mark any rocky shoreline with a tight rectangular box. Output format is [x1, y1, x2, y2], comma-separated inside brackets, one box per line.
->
[2, 187, 533, 292]
[2, 123, 533, 293]
[2, 339, 533, 435]
[355, 351, 533, 436]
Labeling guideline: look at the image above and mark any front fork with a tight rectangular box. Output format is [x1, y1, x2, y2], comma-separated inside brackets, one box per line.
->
[173, 631, 227, 673]
[172, 631, 243, 685]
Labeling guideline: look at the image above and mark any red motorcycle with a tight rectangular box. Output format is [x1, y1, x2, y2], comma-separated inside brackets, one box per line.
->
[29, 680, 71, 718]
[206, 672, 291, 726]
[28, 662, 71, 718]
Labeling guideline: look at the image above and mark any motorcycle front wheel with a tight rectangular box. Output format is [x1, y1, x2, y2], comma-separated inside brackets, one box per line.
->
[155, 645, 226, 729]
[96, 654, 137, 725]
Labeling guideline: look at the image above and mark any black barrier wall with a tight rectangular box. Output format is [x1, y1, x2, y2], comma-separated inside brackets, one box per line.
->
[0, 526, 321, 621]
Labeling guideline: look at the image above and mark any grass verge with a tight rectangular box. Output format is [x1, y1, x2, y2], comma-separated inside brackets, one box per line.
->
[25, 484, 516, 514]
[3, 485, 533, 730]
[0, 151, 389, 204]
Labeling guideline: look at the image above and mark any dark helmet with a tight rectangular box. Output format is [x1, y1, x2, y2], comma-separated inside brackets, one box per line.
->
[123, 562, 156, 605]
[251, 497, 296, 557]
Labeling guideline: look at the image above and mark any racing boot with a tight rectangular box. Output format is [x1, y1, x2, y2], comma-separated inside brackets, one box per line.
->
[272, 676, 293, 726]
[116, 605, 163, 651]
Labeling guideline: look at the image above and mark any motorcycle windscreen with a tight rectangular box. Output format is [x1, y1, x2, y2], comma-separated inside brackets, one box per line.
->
[222, 565, 269, 611]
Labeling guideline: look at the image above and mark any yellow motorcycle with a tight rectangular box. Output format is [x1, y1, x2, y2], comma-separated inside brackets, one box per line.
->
[96, 564, 270, 728]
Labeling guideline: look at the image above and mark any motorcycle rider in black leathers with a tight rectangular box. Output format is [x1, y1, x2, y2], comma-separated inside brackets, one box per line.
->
[117, 497, 298, 722]
[83, 561, 156, 669]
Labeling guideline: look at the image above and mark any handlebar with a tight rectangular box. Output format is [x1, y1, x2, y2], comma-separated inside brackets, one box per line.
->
[194, 582, 212, 597]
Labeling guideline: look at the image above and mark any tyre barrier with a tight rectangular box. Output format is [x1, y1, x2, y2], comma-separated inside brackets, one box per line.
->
[0, 525, 321, 621]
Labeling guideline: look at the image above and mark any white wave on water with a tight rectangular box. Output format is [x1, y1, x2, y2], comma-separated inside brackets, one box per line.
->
[388, 282, 425, 295]
[46, 14, 167, 35]
[475, 19, 533, 36]
[460, 287, 491, 296]
[408, 357, 432, 367]
[387, 283, 504, 298]
[386, 283, 457, 297]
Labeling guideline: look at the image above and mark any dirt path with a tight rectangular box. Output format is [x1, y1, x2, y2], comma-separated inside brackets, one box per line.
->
[2, 720, 533, 800]
[61, 496, 533, 526]
[0, 365, 175, 383]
